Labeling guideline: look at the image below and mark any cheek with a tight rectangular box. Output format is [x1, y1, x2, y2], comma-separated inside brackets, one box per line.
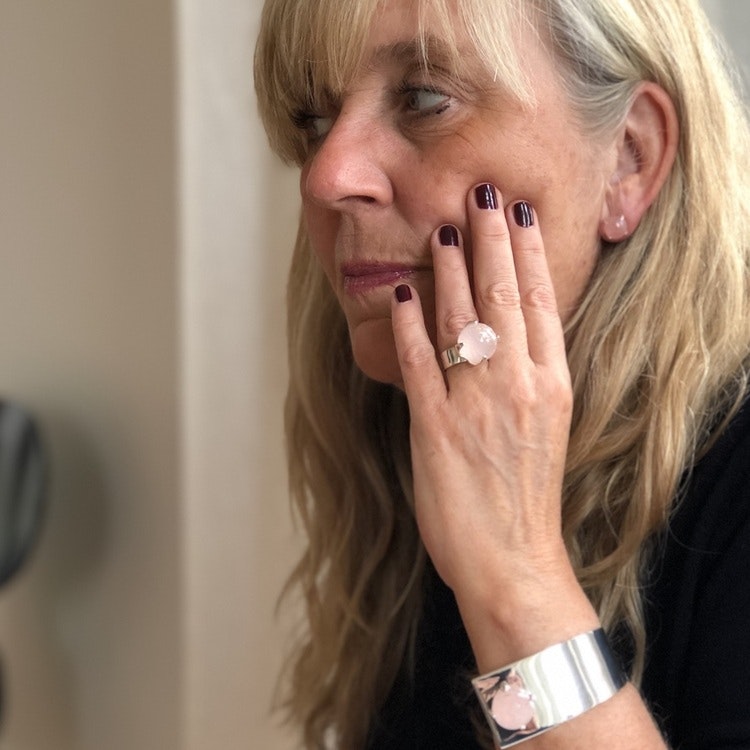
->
[302, 201, 338, 283]
[543, 215, 602, 322]
[300, 165, 334, 270]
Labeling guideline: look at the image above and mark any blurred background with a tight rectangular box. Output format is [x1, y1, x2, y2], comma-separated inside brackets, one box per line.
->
[0, 1, 746, 749]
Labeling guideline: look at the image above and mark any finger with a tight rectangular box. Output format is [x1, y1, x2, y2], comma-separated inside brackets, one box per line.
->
[391, 284, 447, 410]
[431, 223, 479, 353]
[504, 200, 566, 365]
[467, 183, 529, 354]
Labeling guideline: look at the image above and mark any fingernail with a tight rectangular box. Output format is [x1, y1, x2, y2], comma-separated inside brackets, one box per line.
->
[513, 201, 534, 228]
[475, 183, 498, 210]
[439, 224, 459, 246]
[395, 284, 412, 303]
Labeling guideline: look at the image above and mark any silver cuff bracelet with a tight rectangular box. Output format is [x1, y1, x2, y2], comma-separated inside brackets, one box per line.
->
[471, 628, 626, 748]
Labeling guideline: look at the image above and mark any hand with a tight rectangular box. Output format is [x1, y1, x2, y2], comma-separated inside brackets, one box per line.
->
[390, 183, 574, 614]
[391, 181, 664, 746]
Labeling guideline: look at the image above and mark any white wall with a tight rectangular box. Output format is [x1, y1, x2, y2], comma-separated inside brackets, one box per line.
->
[0, 1, 746, 749]
[704, 0, 750, 82]
[178, 1, 300, 748]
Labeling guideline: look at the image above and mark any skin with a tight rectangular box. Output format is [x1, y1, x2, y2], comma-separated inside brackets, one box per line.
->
[299, 0, 671, 746]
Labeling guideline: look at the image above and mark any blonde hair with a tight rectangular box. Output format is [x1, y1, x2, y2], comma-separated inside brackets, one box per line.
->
[255, 0, 750, 747]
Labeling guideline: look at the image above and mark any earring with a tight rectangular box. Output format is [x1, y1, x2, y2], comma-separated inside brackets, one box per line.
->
[601, 213, 629, 242]
[601, 172, 631, 243]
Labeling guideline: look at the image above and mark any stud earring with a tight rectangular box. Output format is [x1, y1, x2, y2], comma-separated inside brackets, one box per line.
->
[600, 213, 630, 243]
[601, 172, 631, 243]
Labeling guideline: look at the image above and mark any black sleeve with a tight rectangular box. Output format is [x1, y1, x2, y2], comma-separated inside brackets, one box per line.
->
[643, 407, 750, 749]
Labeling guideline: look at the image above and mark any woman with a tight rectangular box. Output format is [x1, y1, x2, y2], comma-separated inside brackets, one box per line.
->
[255, 0, 750, 747]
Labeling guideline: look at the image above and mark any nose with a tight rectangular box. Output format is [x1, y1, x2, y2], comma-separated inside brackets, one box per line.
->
[302, 108, 395, 210]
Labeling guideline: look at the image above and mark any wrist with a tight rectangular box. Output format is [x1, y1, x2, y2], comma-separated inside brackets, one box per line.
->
[454, 560, 600, 673]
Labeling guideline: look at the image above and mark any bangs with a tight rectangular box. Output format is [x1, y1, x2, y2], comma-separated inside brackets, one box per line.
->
[254, 0, 381, 165]
[254, 0, 533, 166]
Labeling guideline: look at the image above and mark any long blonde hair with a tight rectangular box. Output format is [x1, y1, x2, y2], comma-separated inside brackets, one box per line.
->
[255, 0, 750, 747]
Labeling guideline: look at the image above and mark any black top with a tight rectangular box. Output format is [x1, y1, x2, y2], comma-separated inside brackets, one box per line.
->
[642, 404, 750, 748]
[367, 405, 750, 749]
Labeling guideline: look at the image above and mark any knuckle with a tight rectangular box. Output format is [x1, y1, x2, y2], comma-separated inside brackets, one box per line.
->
[399, 340, 437, 370]
[522, 282, 558, 312]
[442, 309, 476, 337]
[478, 224, 511, 247]
[509, 377, 537, 409]
[547, 372, 573, 410]
[505, 367, 571, 413]
[480, 280, 521, 310]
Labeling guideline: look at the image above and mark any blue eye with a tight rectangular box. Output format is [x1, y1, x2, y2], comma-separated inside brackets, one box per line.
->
[291, 111, 334, 142]
[402, 86, 451, 115]
[310, 116, 333, 138]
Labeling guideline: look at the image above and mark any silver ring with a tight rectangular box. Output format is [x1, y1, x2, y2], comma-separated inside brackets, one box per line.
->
[441, 321, 498, 370]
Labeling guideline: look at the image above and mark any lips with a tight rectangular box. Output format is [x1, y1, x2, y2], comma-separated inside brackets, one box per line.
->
[341, 261, 427, 295]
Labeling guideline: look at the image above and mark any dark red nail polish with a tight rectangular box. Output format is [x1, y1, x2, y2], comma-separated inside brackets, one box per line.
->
[513, 201, 534, 228]
[439, 224, 459, 246]
[395, 284, 412, 303]
[475, 183, 498, 210]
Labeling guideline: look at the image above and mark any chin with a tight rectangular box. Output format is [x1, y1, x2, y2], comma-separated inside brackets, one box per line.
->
[348, 318, 404, 386]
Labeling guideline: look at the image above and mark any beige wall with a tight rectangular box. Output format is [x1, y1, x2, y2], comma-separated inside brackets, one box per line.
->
[0, 1, 745, 749]
[0, 1, 182, 749]
[0, 0, 298, 749]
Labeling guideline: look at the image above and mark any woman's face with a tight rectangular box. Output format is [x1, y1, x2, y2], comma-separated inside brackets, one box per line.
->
[299, 0, 614, 385]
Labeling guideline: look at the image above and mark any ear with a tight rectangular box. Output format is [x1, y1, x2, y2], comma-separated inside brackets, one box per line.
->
[600, 82, 679, 242]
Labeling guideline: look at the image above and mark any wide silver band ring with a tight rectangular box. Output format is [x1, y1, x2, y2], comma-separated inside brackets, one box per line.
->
[440, 321, 498, 371]
[441, 345, 468, 369]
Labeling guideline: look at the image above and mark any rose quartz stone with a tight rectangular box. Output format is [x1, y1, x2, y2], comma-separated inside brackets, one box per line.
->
[490, 677, 535, 730]
[458, 321, 498, 365]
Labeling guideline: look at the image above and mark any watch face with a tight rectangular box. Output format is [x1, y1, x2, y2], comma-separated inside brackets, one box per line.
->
[489, 672, 536, 732]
